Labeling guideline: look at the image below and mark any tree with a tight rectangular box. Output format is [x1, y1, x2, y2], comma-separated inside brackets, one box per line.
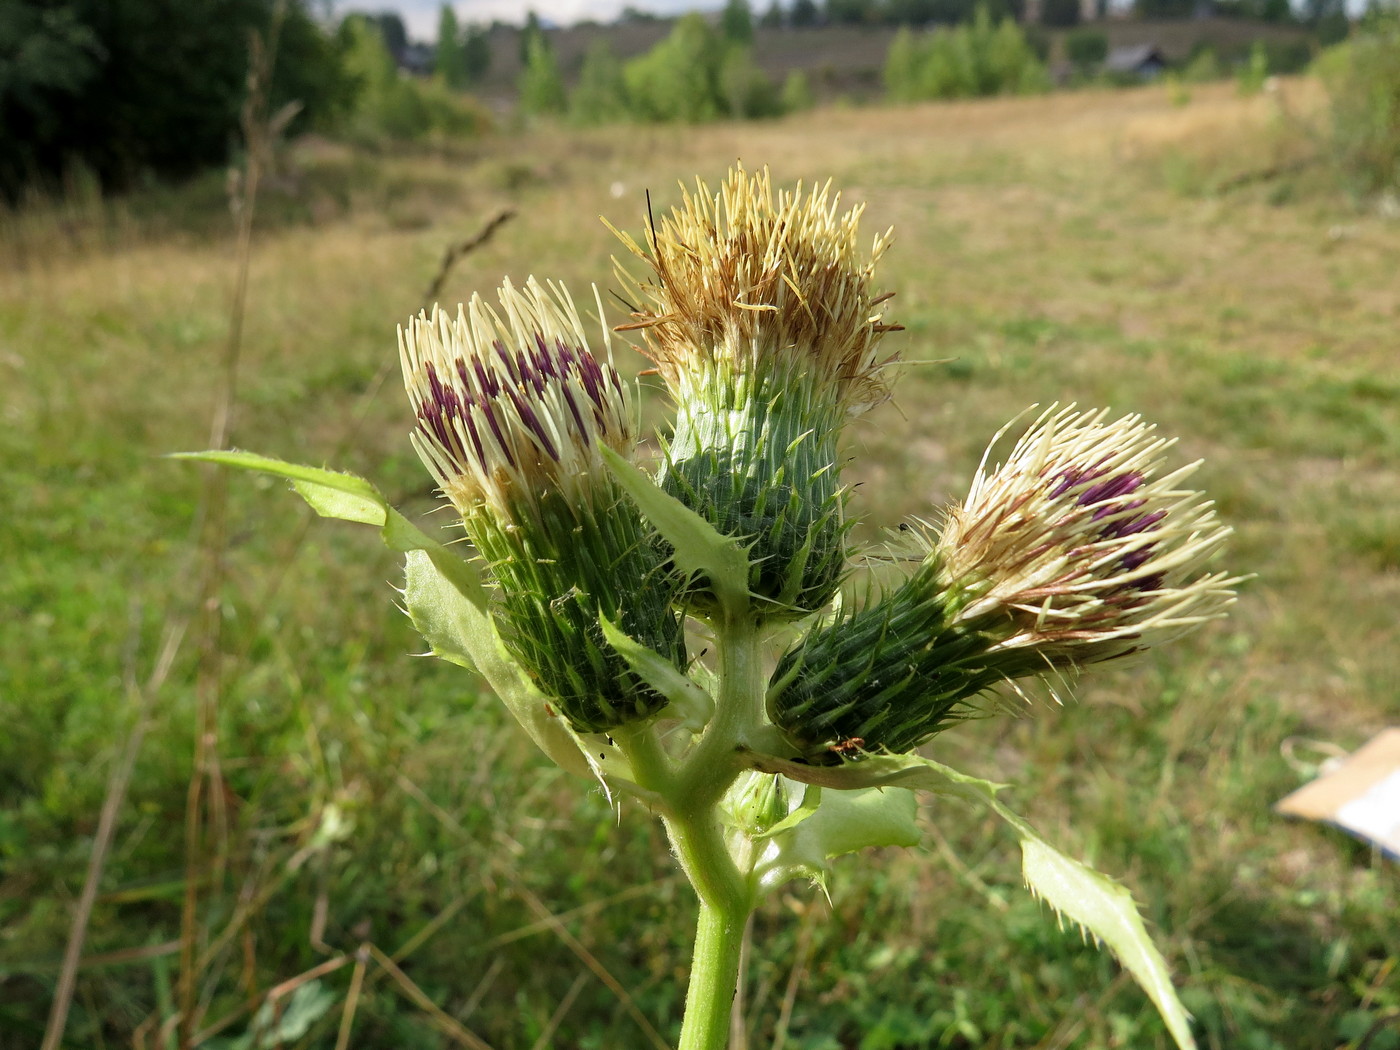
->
[434, 3, 468, 88]
[722, 0, 756, 43]
[623, 13, 724, 121]
[760, 1, 785, 28]
[364, 10, 407, 59]
[720, 46, 782, 116]
[1134, 0, 1195, 17]
[519, 31, 565, 115]
[1065, 27, 1107, 69]
[883, 8, 1046, 102]
[791, 0, 820, 25]
[884, 26, 925, 100]
[570, 40, 629, 124]
[827, 0, 877, 23]
[462, 24, 491, 84]
[520, 9, 545, 62]
[0, 0, 352, 199]
[885, 0, 939, 24]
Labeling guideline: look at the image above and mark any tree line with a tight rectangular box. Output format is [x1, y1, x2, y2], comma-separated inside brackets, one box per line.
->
[0, 0, 1360, 201]
[518, 5, 813, 123]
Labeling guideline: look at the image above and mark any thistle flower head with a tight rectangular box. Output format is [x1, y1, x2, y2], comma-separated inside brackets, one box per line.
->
[613, 165, 899, 414]
[400, 277, 685, 735]
[401, 277, 635, 522]
[936, 405, 1237, 665]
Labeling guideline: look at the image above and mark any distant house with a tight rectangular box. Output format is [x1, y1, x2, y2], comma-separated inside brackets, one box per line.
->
[399, 42, 433, 77]
[1104, 44, 1167, 79]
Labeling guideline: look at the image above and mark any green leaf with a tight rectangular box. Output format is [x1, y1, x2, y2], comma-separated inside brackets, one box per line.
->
[208, 980, 338, 1050]
[755, 781, 821, 839]
[739, 748, 1197, 1050]
[598, 445, 750, 616]
[176, 450, 485, 596]
[177, 450, 596, 778]
[403, 550, 594, 780]
[174, 450, 388, 526]
[765, 786, 920, 890]
[599, 613, 713, 731]
[1018, 836, 1197, 1050]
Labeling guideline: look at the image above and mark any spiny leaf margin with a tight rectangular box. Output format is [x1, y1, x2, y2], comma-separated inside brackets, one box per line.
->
[741, 749, 1197, 1050]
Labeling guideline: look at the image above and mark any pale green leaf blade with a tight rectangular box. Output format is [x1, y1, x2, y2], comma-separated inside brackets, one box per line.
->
[1019, 835, 1197, 1050]
[180, 450, 593, 778]
[741, 747, 1196, 1048]
[740, 748, 1006, 808]
[755, 782, 821, 839]
[403, 549, 593, 779]
[791, 785, 920, 859]
[598, 445, 750, 614]
[174, 450, 388, 526]
[766, 786, 920, 888]
[599, 613, 713, 731]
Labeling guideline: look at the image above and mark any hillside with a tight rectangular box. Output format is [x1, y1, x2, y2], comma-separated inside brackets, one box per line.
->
[463, 16, 1313, 110]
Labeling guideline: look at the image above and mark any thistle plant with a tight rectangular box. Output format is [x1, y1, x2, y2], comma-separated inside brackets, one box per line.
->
[186, 167, 1237, 1050]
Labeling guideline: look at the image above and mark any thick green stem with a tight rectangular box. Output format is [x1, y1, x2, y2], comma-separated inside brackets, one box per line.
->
[677, 897, 748, 1050]
[672, 612, 765, 1049]
[616, 612, 767, 1049]
[674, 611, 765, 809]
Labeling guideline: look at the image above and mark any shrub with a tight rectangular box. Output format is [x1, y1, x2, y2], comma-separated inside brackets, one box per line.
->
[519, 31, 567, 116]
[720, 48, 784, 118]
[1237, 40, 1268, 94]
[341, 17, 489, 141]
[1065, 28, 1108, 72]
[781, 69, 816, 111]
[570, 40, 630, 125]
[1316, 11, 1400, 196]
[1180, 46, 1224, 83]
[884, 8, 1047, 102]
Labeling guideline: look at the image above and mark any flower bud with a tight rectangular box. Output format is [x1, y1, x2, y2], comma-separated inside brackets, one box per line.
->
[722, 770, 794, 838]
[938, 405, 1237, 666]
[401, 277, 686, 733]
[768, 558, 1010, 762]
[614, 166, 899, 617]
[769, 406, 1237, 760]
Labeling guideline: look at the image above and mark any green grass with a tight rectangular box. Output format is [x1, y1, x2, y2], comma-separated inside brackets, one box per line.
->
[2, 81, 1397, 1049]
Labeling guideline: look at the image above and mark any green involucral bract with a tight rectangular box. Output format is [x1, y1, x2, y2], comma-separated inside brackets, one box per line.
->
[768, 557, 1021, 760]
[463, 488, 685, 733]
[399, 279, 688, 734]
[662, 367, 850, 616]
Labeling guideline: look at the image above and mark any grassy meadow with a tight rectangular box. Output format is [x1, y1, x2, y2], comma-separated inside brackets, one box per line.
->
[3, 78, 1398, 1049]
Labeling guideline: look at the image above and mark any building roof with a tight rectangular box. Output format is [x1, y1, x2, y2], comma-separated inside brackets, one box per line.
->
[1105, 44, 1167, 73]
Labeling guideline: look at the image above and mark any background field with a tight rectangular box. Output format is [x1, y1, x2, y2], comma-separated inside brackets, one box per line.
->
[2, 79, 1398, 1048]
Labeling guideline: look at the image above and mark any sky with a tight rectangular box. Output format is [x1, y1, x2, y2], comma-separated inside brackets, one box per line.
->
[336, 0, 723, 39]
